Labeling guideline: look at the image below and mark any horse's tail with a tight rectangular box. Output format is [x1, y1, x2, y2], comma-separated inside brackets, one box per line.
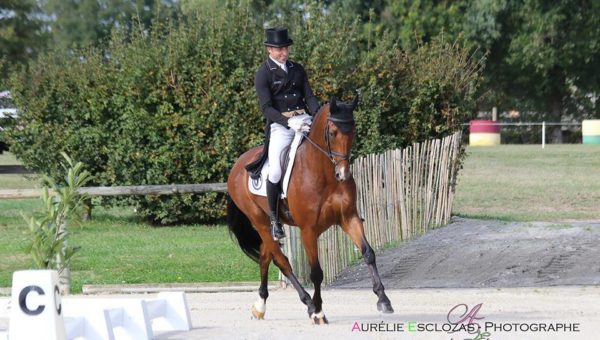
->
[227, 196, 261, 263]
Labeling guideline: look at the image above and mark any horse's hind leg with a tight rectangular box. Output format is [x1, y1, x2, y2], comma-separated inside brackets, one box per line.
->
[252, 244, 272, 319]
[301, 230, 328, 324]
[270, 241, 317, 317]
[341, 215, 394, 313]
[247, 218, 317, 319]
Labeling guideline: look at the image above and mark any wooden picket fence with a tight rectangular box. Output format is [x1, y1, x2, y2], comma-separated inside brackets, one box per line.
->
[281, 131, 463, 285]
[2, 131, 462, 287]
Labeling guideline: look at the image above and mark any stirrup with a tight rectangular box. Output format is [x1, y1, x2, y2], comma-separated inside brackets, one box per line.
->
[270, 218, 286, 241]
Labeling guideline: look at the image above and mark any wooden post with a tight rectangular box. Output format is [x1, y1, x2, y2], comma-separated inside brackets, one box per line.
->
[82, 198, 93, 221]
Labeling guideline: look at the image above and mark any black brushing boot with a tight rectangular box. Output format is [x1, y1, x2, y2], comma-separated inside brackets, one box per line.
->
[266, 180, 285, 240]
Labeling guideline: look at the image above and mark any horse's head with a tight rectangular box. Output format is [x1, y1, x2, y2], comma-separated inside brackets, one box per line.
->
[323, 94, 358, 182]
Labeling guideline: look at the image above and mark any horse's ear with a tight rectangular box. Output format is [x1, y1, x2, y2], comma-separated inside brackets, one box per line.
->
[330, 96, 337, 113]
[352, 93, 359, 109]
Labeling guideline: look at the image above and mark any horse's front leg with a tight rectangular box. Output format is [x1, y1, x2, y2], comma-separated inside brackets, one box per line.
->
[341, 214, 394, 313]
[301, 230, 328, 324]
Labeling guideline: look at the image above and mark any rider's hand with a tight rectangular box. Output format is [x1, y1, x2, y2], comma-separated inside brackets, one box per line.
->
[300, 123, 310, 134]
[288, 115, 311, 134]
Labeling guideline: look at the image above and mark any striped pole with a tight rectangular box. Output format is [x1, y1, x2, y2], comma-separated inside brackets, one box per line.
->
[469, 120, 501, 146]
[582, 120, 600, 144]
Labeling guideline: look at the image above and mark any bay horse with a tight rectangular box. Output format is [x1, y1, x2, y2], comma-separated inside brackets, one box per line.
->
[227, 95, 394, 324]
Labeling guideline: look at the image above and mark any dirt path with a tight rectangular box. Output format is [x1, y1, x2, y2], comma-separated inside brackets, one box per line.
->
[3, 218, 600, 339]
[3, 287, 599, 339]
[330, 218, 600, 289]
[168, 286, 600, 339]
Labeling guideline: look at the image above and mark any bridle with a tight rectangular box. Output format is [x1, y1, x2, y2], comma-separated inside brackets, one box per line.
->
[303, 113, 354, 167]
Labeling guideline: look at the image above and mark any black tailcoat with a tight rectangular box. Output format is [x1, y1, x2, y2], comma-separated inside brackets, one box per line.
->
[245, 58, 320, 178]
[255, 58, 320, 126]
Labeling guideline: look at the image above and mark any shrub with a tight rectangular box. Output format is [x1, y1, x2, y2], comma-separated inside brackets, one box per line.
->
[24, 153, 92, 293]
[6, 1, 482, 224]
[351, 33, 483, 155]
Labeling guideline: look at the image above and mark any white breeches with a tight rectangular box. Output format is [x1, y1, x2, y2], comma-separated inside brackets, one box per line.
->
[268, 122, 295, 183]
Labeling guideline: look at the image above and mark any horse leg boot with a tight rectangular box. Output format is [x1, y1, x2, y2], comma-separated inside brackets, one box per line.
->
[266, 180, 285, 240]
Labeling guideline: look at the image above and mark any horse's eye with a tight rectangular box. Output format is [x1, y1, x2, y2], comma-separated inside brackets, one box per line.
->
[328, 130, 335, 139]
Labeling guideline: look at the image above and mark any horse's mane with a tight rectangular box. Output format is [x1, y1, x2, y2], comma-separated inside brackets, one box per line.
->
[312, 101, 330, 123]
[312, 99, 355, 133]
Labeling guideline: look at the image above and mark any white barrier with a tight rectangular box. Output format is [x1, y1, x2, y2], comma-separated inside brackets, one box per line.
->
[1, 297, 9, 340]
[144, 292, 192, 332]
[3, 270, 192, 340]
[62, 292, 192, 340]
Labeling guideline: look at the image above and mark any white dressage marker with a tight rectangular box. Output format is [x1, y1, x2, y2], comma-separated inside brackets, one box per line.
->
[9, 270, 66, 340]
[4, 270, 192, 340]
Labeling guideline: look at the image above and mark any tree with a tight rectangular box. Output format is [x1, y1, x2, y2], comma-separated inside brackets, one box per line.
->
[43, 0, 180, 49]
[501, 0, 600, 142]
[0, 0, 49, 79]
[382, 0, 467, 51]
[378, 0, 600, 142]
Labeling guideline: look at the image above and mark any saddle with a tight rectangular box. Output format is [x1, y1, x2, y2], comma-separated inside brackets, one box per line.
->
[247, 132, 304, 199]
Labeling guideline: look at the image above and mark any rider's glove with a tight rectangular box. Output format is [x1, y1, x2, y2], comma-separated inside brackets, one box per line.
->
[288, 114, 312, 134]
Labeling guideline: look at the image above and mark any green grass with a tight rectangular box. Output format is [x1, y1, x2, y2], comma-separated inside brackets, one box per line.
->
[0, 152, 40, 188]
[0, 152, 20, 165]
[3, 145, 600, 291]
[453, 144, 600, 221]
[0, 202, 271, 292]
[0, 153, 271, 292]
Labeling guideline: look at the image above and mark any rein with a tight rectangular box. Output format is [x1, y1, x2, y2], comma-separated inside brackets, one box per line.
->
[302, 114, 353, 167]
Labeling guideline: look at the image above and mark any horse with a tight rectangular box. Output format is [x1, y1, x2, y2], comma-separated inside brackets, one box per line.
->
[226, 94, 394, 324]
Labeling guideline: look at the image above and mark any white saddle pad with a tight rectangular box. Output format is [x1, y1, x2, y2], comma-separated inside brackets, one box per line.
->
[248, 132, 304, 198]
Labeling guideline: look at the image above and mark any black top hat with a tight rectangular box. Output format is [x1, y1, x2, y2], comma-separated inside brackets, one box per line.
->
[264, 27, 293, 47]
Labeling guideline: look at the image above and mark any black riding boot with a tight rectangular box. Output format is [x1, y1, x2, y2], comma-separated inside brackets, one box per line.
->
[266, 180, 285, 240]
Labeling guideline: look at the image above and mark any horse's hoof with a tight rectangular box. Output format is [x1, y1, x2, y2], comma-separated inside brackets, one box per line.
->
[377, 301, 394, 314]
[251, 305, 265, 319]
[310, 311, 329, 325]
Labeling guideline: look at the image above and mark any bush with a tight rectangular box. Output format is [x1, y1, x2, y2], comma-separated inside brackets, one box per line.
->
[351, 33, 483, 155]
[6, 1, 482, 224]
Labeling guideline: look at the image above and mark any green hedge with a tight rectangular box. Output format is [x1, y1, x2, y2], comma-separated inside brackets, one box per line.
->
[6, 1, 481, 225]
[350, 33, 482, 155]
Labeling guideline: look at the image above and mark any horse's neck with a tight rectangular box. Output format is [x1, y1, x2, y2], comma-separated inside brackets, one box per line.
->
[295, 114, 335, 184]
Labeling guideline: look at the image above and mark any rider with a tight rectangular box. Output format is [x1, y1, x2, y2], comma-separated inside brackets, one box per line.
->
[253, 27, 320, 240]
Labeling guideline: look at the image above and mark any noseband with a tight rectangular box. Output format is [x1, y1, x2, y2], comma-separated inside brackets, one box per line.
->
[303, 114, 354, 167]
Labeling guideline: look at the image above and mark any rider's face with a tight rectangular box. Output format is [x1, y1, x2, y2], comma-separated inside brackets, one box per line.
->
[267, 46, 290, 64]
